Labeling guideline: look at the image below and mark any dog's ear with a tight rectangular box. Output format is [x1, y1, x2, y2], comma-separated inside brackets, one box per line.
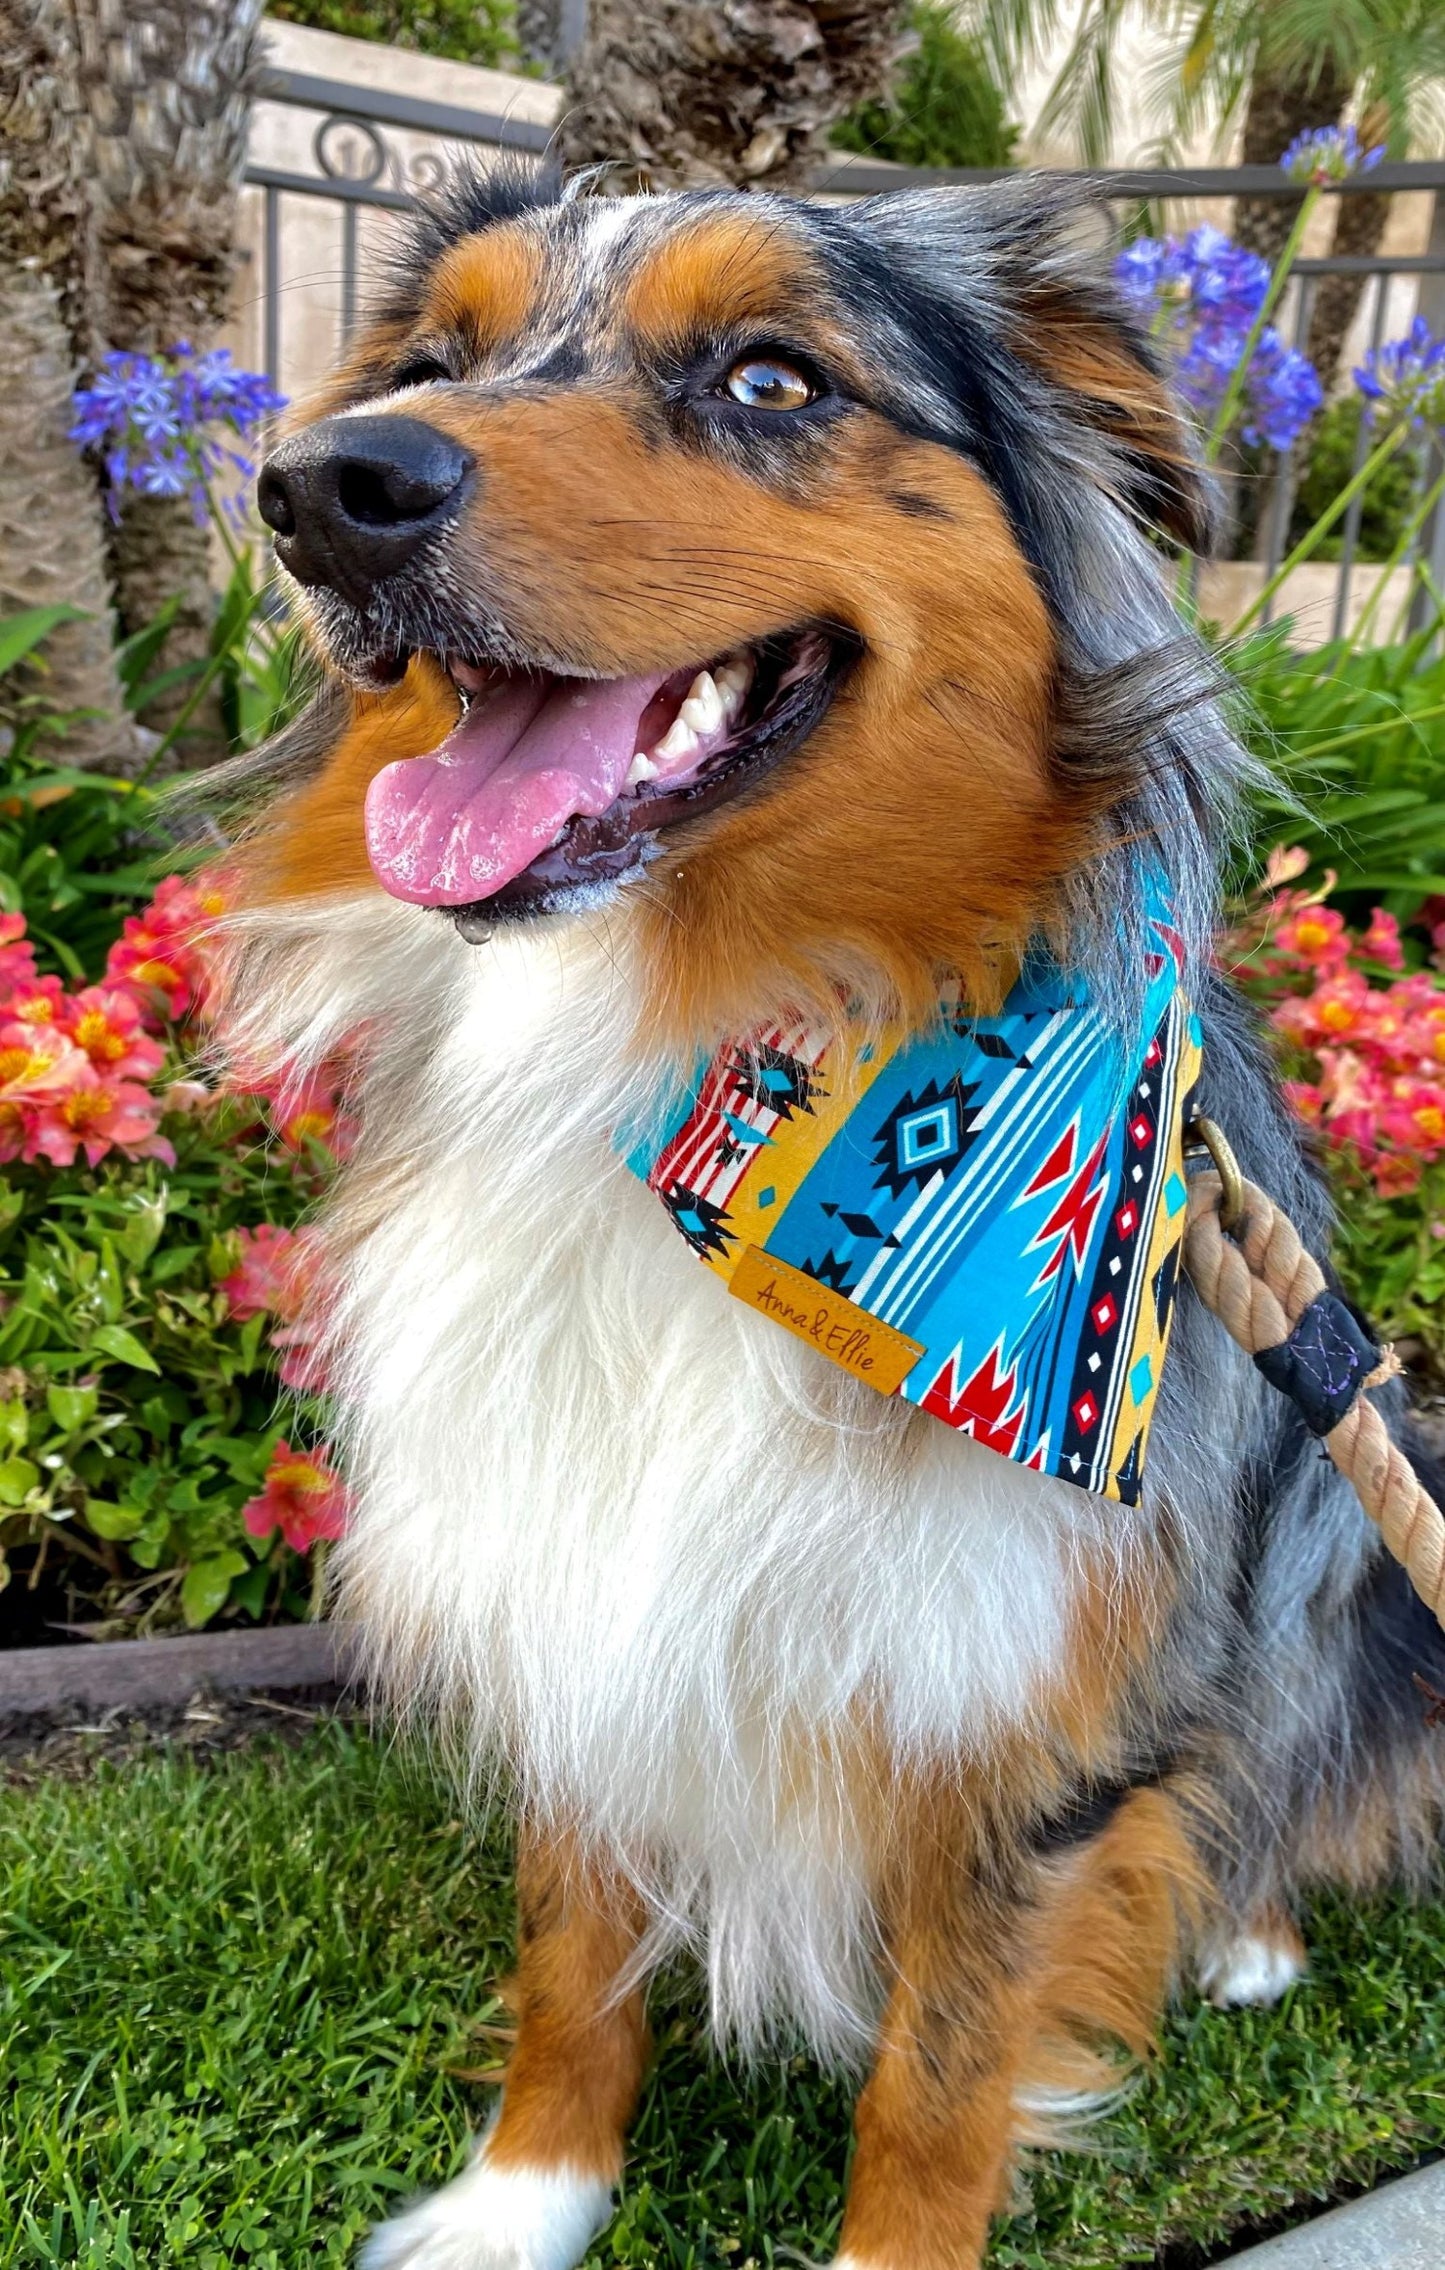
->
[846, 182, 1221, 560]
[995, 229, 1220, 558]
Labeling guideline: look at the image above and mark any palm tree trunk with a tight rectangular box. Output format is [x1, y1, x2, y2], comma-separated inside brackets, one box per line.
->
[0, 266, 147, 769]
[1232, 55, 1349, 269]
[78, 0, 268, 767]
[560, 0, 909, 190]
[1303, 186, 1391, 399]
[0, 0, 147, 768]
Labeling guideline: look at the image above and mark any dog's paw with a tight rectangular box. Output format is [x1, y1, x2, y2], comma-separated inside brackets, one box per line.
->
[357, 2158, 613, 2270]
[1197, 1918, 1306, 2008]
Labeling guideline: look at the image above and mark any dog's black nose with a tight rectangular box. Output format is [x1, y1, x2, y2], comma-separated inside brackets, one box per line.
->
[257, 415, 472, 599]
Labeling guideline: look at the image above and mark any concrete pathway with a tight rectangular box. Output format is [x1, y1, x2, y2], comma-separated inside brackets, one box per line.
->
[1221, 2162, 1444, 2268]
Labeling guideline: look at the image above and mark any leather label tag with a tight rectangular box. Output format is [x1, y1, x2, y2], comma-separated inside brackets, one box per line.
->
[728, 1246, 924, 1394]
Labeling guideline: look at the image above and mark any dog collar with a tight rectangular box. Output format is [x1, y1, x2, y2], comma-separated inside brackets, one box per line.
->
[620, 903, 1201, 1505]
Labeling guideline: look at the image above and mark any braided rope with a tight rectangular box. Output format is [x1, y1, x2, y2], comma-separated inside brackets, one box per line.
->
[1184, 1166, 1445, 1626]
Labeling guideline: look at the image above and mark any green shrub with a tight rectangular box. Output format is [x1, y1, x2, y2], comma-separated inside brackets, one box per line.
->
[833, 3, 1019, 170]
[1232, 625, 1445, 916]
[268, 0, 519, 70]
[0, 1117, 317, 1634]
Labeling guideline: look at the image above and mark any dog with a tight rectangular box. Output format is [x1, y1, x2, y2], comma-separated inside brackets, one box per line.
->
[223, 165, 1445, 2270]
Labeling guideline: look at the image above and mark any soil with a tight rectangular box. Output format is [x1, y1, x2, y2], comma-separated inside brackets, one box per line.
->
[0, 1541, 110, 1650]
[0, 1683, 356, 1787]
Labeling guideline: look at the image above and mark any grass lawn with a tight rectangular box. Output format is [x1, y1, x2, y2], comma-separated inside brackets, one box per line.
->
[1, 1720, 1442, 2270]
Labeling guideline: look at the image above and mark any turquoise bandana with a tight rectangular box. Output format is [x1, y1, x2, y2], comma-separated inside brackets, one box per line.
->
[621, 904, 1202, 1505]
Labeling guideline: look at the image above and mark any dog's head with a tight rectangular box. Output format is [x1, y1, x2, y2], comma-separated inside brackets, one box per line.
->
[251, 167, 1226, 1037]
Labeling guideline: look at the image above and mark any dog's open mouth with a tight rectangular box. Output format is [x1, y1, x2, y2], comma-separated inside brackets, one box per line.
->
[362, 627, 850, 920]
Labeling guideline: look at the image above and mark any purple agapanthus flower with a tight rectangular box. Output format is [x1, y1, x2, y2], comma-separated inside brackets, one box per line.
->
[1279, 123, 1385, 186]
[70, 345, 287, 525]
[1355, 317, 1445, 430]
[1241, 329, 1325, 450]
[1114, 226, 1322, 452]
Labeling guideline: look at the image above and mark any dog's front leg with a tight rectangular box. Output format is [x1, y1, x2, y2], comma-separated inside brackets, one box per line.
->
[832, 1785, 1190, 2270]
[831, 1881, 1035, 2270]
[361, 1824, 648, 2270]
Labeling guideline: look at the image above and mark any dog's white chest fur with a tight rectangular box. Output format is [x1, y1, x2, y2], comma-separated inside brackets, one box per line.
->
[249, 899, 1107, 2056]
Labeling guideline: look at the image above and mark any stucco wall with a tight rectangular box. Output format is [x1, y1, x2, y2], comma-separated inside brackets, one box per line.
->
[227, 20, 559, 406]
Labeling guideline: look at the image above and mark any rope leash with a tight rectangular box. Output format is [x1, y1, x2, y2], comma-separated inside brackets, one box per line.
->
[1183, 1119, 1445, 1627]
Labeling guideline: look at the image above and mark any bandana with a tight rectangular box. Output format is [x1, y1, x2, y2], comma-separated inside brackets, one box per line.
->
[621, 904, 1201, 1505]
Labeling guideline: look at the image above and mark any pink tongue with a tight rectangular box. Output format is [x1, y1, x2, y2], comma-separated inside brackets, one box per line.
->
[364, 669, 670, 905]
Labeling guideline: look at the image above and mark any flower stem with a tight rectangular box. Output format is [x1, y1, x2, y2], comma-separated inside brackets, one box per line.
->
[1229, 422, 1412, 637]
[133, 644, 232, 782]
[1340, 464, 1445, 653]
[1204, 185, 1321, 468]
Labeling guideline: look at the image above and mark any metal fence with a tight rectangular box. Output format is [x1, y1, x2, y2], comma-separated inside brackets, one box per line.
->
[243, 70, 1445, 645]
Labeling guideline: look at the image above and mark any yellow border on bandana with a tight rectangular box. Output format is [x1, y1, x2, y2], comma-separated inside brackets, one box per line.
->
[709, 1036, 896, 1285]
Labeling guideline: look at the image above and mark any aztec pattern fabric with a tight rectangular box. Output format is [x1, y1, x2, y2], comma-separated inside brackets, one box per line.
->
[622, 905, 1202, 1506]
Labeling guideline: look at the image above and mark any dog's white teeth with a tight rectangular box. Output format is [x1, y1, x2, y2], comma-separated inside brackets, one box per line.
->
[626, 751, 659, 786]
[679, 669, 723, 735]
[653, 713, 701, 763]
[715, 655, 753, 717]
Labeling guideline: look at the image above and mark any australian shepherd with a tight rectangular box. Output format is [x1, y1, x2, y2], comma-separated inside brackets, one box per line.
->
[222, 165, 1445, 2270]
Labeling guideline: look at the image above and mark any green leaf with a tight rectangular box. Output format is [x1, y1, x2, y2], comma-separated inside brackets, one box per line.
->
[114, 596, 180, 696]
[0, 1455, 39, 1505]
[116, 1195, 168, 1269]
[88, 1325, 160, 1374]
[0, 604, 88, 677]
[227, 1561, 271, 1620]
[83, 1500, 143, 1541]
[46, 1383, 98, 1432]
[180, 1550, 248, 1629]
[237, 1313, 267, 1373]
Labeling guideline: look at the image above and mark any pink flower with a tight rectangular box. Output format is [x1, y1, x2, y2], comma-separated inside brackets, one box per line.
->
[162, 1078, 214, 1115]
[241, 1440, 351, 1552]
[1271, 901, 1349, 972]
[103, 869, 226, 1028]
[59, 985, 166, 1082]
[105, 918, 195, 1025]
[217, 1223, 332, 1393]
[1374, 1152, 1423, 1198]
[23, 1062, 176, 1169]
[218, 1222, 311, 1323]
[0, 913, 38, 998]
[1361, 907, 1405, 971]
[1264, 844, 1312, 890]
[266, 1064, 355, 1158]
[2, 973, 65, 1027]
[0, 1022, 87, 1162]
[1272, 968, 1370, 1048]
[270, 1322, 331, 1394]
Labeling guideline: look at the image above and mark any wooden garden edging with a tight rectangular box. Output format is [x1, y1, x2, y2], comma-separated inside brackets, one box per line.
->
[0, 1621, 358, 1714]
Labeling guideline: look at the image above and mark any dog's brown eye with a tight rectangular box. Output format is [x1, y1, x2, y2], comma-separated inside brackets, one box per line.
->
[723, 357, 815, 411]
[394, 356, 452, 390]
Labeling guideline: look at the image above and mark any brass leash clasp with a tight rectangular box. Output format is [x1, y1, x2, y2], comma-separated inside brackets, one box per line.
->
[1184, 1115, 1245, 1235]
